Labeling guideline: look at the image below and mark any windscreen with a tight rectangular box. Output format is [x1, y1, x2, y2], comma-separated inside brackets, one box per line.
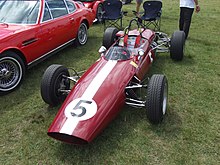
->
[105, 46, 131, 61]
[0, 0, 40, 24]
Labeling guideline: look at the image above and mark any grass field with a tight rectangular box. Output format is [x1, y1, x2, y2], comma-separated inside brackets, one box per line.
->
[0, 0, 220, 164]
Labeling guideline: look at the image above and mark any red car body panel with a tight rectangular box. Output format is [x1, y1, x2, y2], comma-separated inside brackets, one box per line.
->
[79, 0, 104, 17]
[48, 58, 136, 144]
[0, 0, 94, 66]
[48, 28, 156, 144]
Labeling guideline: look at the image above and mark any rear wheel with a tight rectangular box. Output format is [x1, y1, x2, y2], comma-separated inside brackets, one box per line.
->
[41, 64, 70, 106]
[75, 23, 88, 46]
[0, 51, 25, 95]
[96, 4, 103, 23]
[146, 74, 168, 124]
[103, 27, 119, 49]
[170, 31, 185, 61]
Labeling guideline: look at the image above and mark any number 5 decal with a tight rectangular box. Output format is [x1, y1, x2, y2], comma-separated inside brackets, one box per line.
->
[64, 98, 97, 121]
[71, 100, 92, 117]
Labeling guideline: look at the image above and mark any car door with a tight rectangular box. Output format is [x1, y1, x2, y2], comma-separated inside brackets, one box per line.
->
[45, 0, 77, 47]
[34, 0, 78, 59]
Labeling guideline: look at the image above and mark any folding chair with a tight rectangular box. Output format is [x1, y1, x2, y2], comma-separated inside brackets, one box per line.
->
[122, 0, 132, 5]
[140, 1, 162, 31]
[102, 0, 124, 30]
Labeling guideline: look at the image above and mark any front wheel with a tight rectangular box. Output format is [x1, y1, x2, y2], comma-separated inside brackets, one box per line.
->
[75, 23, 88, 46]
[0, 51, 25, 95]
[146, 74, 168, 124]
[170, 31, 185, 61]
[41, 64, 70, 106]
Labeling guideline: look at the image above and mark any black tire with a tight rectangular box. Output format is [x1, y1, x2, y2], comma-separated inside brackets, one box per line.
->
[96, 4, 103, 23]
[146, 74, 168, 124]
[0, 51, 25, 95]
[170, 31, 185, 61]
[41, 64, 70, 106]
[75, 23, 88, 46]
[103, 27, 119, 49]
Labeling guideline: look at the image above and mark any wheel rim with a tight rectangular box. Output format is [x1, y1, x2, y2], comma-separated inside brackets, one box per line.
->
[78, 24, 87, 45]
[162, 82, 168, 115]
[97, 5, 103, 22]
[54, 72, 69, 99]
[0, 57, 22, 91]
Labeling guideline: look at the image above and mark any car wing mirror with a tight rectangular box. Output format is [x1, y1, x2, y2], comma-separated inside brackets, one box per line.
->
[98, 46, 107, 55]
[138, 49, 145, 56]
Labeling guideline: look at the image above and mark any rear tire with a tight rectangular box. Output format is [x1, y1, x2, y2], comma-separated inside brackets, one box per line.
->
[96, 4, 103, 23]
[146, 74, 168, 124]
[103, 27, 119, 49]
[75, 23, 88, 46]
[0, 51, 25, 95]
[41, 64, 70, 106]
[170, 31, 185, 61]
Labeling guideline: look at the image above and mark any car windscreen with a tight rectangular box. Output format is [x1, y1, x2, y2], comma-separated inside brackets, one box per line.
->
[0, 0, 40, 24]
[105, 46, 131, 61]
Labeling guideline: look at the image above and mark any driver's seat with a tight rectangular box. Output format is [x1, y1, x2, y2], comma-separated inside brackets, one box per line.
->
[122, 34, 143, 49]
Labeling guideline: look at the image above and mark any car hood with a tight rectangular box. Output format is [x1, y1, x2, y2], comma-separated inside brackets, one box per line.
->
[0, 24, 34, 39]
[47, 57, 137, 144]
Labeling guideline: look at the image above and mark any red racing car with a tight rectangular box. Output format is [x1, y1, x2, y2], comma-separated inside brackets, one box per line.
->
[41, 19, 185, 144]
[0, 0, 95, 95]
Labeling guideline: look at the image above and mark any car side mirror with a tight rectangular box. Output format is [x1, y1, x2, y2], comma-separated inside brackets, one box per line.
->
[138, 49, 145, 56]
[98, 46, 107, 54]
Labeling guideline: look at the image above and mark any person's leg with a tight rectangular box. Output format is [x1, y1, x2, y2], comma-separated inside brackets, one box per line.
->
[183, 8, 194, 39]
[136, 0, 143, 13]
[136, 3, 141, 13]
[179, 7, 185, 31]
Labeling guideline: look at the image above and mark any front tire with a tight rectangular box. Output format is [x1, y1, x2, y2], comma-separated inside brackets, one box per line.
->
[41, 64, 70, 106]
[170, 31, 185, 61]
[75, 23, 88, 46]
[0, 51, 25, 95]
[146, 74, 168, 124]
[103, 27, 119, 49]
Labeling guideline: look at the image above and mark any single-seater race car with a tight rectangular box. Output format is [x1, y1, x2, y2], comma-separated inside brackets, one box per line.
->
[41, 18, 185, 144]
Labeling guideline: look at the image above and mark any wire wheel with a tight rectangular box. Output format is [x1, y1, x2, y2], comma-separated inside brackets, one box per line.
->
[0, 52, 25, 95]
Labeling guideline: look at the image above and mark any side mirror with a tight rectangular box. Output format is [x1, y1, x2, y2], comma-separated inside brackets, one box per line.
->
[98, 46, 107, 54]
[138, 49, 145, 56]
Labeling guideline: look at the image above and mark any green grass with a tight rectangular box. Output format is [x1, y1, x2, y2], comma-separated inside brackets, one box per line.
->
[1, 0, 220, 164]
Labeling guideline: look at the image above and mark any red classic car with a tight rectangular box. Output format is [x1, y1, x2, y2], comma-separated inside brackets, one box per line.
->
[76, 0, 104, 22]
[0, 0, 95, 95]
[41, 19, 185, 144]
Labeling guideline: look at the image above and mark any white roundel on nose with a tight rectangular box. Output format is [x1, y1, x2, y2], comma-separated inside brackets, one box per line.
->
[64, 98, 97, 121]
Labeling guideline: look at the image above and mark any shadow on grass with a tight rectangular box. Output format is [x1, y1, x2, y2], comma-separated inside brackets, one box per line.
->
[49, 105, 182, 164]
[149, 107, 182, 138]
[49, 108, 145, 163]
[156, 51, 196, 68]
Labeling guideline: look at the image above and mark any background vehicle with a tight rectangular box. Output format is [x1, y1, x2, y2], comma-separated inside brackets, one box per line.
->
[0, 0, 95, 95]
[76, 0, 104, 22]
[41, 19, 185, 145]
